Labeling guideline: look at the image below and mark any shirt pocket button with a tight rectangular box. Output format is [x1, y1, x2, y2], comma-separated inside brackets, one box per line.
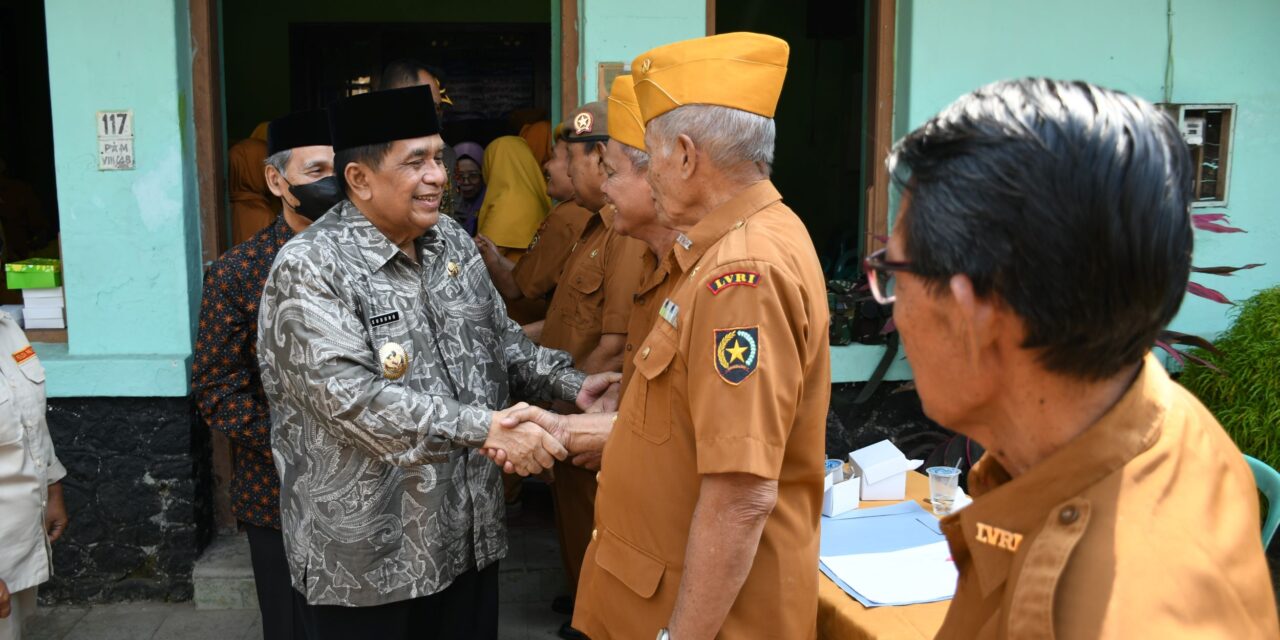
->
[1059, 506, 1079, 525]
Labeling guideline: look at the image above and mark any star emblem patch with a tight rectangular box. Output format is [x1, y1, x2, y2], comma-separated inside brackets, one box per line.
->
[714, 326, 759, 385]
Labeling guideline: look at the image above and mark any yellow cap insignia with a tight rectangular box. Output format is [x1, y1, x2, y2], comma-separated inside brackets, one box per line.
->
[378, 342, 409, 380]
[447, 261, 461, 278]
[641, 58, 652, 74]
[573, 112, 594, 135]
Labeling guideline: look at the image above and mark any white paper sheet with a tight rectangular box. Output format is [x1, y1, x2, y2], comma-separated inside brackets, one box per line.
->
[820, 541, 958, 606]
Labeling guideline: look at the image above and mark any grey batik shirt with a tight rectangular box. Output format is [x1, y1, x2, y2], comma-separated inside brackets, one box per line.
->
[257, 200, 584, 607]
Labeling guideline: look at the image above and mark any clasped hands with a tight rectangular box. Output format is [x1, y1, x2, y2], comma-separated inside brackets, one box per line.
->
[479, 372, 621, 476]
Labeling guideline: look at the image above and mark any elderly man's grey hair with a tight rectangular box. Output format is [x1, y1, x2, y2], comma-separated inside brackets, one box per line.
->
[645, 105, 775, 172]
[264, 149, 292, 177]
[619, 143, 649, 171]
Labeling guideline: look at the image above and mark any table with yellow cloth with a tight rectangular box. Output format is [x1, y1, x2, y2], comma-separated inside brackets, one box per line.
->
[817, 472, 951, 640]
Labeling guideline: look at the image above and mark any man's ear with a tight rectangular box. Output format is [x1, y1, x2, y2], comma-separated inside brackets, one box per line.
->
[676, 134, 698, 180]
[264, 164, 286, 198]
[345, 162, 373, 202]
[950, 274, 1001, 364]
[592, 142, 608, 174]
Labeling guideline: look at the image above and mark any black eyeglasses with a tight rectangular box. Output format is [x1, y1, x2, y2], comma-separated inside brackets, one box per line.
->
[863, 248, 914, 304]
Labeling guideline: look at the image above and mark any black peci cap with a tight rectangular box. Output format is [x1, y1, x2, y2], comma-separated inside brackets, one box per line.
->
[267, 109, 331, 155]
[327, 86, 440, 152]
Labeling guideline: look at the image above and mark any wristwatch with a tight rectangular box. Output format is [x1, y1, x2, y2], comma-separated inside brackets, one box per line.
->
[656, 629, 672, 640]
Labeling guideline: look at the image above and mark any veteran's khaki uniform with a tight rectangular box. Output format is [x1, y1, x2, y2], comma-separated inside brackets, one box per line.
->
[937, 355, 1279, 639]
[511, 200, 595, 306]
[619, 249, 673, 392]
[540, 206, 650, 588]
[574, 181, 830, 639]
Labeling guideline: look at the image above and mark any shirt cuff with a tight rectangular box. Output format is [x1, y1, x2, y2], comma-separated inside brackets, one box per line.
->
[47, 454, 68, 484]
[553, 369, 587, 405]
[695, 436, 784, 480]
[457, 405, 496, 448]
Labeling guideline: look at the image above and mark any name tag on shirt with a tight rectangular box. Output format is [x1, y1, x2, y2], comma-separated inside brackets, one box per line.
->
[13, 345, 35, 365]
[659, 299, 679, 328]
[370, 311, 401, 328]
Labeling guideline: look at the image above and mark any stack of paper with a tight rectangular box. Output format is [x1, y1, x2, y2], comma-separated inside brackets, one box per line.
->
[819, 501, 958, 607]
[23, 287, 65, 329]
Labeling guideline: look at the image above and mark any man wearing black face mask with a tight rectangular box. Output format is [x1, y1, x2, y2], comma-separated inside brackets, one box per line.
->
[192, 109, 332, 640]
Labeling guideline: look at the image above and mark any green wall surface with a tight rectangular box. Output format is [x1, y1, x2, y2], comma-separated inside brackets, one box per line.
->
[222, 0, 549, 139]
[39, 0, 203, 396]
[894, 0, 1280, 345]
[577, 0, 705, 104]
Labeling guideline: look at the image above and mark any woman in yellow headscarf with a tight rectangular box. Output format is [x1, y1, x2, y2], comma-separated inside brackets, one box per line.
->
[476, 136, 550, 261]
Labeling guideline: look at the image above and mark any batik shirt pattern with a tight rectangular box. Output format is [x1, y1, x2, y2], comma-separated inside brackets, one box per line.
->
[193, 215, 293, 528]
[257, 201, 584, 606]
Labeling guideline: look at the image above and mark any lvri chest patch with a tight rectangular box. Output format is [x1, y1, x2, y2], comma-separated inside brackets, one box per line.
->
[658, 299, 679, 328]
[370, 311, 401, 328]
[707, 271, 760, 295]
[713, 326, 759, 385]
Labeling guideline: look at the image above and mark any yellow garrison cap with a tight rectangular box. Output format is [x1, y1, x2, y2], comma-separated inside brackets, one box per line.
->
[631, 32, 789, 123]
[607, 75, 645, 150]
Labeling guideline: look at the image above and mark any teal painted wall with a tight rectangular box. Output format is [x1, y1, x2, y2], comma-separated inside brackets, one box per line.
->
[894, 0, 1280, 344]
[222, 0, 549, 139]
[39, 0, 203, 396]
[577, 0, 705, 104]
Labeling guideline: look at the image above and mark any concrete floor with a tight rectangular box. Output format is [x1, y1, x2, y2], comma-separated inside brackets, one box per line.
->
[24, 598, 568, 640]
[25, 481, 573, 640]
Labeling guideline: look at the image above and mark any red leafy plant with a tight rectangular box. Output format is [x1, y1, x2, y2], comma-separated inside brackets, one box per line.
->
[1155, 213, 1264, 370]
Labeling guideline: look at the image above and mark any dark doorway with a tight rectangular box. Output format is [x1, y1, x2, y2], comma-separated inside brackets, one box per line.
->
[0, 0, 60, 287]
[289, 23, 552, 148]
[716, 0, 868, 271]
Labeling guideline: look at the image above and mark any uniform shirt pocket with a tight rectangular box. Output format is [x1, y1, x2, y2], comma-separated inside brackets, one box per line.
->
[595, 527, 667, 599]
[629, 333, 677, 445]
[0, 378, 19, 446]
[564, 263, 605, 330]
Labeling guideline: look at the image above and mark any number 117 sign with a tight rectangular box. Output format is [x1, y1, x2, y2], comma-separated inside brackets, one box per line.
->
[97, 110, 135, 171]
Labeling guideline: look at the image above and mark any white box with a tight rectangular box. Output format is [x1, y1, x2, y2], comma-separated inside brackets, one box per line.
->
[822, 476, 861, 517]
[21, 286, 63, 299]
[22, 307, 64, 321]
[849, 439, 923, 501]
[24, 317, 65, 329]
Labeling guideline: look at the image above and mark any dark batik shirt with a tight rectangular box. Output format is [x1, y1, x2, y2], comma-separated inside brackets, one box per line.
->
[193, 215, 294, 528]
[257, 201, 584, 606]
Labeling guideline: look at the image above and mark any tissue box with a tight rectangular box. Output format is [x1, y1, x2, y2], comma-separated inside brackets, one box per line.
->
[849, 439, 923, 501]
[822, 475, 861, 516]
[5, 259, 62, 289]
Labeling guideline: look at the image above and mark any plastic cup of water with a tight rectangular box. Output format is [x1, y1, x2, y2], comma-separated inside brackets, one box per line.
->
[927, 466, 962, 516]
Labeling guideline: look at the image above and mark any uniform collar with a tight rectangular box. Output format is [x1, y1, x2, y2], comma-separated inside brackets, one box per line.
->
[635, 247, 674, 299]
[599, 205, 616, 230]
[673, 180, 782, 272]
[942, 355, 1167, 597]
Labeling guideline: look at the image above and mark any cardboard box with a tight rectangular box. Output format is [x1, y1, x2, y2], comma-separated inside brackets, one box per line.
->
[849, 439, 923, 501]
[5, 259, 62, 289]
[822, 475, 861, 517]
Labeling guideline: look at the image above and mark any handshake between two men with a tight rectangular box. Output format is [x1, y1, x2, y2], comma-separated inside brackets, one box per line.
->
[479, 372, 623, 476]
